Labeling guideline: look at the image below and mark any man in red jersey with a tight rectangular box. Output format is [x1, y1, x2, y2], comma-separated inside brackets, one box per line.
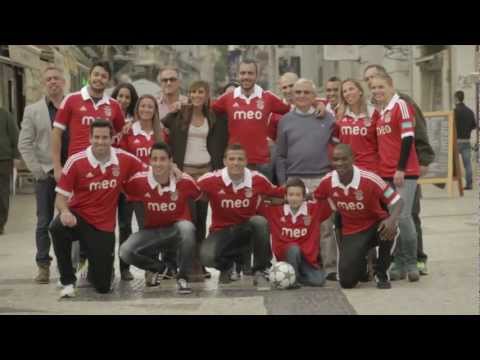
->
[120, 142, 200, 295]
[49, 120, 145, 298]
[314, 144, 403, 290]
[197, 143, 284, 290]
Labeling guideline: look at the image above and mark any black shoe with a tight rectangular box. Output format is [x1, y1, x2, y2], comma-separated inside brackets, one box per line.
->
[326, 272, 338, 281]
[219, 270, 232, 284]
[287, 281, 302, 290]
[464, 186, 472, 190]
[359, 271, 371, 282]
[162, 267, 177, 280]
[375, 272, 392, 289]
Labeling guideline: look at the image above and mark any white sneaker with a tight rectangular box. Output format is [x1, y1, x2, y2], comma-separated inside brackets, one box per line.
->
[59, 284, 76, 298]
[56, 280, 63, 289]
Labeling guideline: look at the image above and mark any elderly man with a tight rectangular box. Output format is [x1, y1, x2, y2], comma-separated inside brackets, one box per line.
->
[18, 65, 69, 283]
[155, 66, 188, 122]
[275, 78, 337, 276]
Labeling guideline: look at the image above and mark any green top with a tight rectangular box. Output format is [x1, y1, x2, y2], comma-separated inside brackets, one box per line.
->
[0, 108, 20, 161]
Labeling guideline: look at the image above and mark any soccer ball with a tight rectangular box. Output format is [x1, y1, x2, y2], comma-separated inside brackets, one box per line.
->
[269, 262, 296, 289]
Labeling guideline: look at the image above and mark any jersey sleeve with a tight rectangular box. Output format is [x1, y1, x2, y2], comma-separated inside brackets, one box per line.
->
[313, 200, 333, 223]
[55, 157, 77, 198]
[256, 200, 272, 219]
[331, 120, 340, 144]
[196, 172, 215, 195]
[53, 96, 73, 131]
[398, 100, 415, 139]
[211, 93, 228, 114]
[127, 153, 148, 177]
[371, 177, 401, 207]
[268, 92, 290, 114]
[257, 174, 285, 198]
[313, 176, 330, 200]
[123, 175, 146, 198]
[112, 102, 126, 134]
[183, 175, 202, 201]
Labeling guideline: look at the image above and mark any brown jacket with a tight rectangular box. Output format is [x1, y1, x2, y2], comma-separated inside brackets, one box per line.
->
[161, 105, 227, 171]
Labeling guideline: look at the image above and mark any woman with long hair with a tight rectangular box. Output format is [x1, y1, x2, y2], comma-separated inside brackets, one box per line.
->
[116, 95, 158, 281]
[162, 80, 227, 279]
[336, 79, 379, 173]
[111, 83, 139, 122]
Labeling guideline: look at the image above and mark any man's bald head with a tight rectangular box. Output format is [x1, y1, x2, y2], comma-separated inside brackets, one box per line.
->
[279, 72, 299, 104]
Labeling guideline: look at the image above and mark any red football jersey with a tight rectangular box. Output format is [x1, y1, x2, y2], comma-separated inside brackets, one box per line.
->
[55, 147, 146, 232]
[124, 170, 201, 229]
[118, 121, 154, 165]
[197, 168, 285, 232]
[54, 86, 125, 156]
[314, 166, 400, 236]
[374, 94, 420, 178]
[212, 85, 290, 164]
[258, 200, 332, 267]
[333, 107, 379, 173]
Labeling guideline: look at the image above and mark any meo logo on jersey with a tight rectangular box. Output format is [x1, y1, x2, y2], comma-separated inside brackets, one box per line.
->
[233, 110, 263, 120]
[336, 201, 365, 211]
[147, 202, 177, 212]
[89, 179, 117, 191]
[221, 198, 250, 208]
[281, 227, 307, 239]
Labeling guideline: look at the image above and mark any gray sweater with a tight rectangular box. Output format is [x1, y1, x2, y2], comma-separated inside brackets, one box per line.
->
[275, 108, 335, 184]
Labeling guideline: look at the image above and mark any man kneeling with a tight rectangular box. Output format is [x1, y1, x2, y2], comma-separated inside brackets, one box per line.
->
[120, 142, 200, 294]
[197, 144, 284, 290]
[259, 178, 332, 288]
[314, 144, 403, 289]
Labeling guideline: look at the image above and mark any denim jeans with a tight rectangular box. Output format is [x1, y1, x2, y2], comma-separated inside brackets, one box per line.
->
[389, 179, 418, 272]
[35, 175, 56, 265]
[119, 220, 195, 280]
[458, 141, 473, 188]
[285, 245, 326, 286]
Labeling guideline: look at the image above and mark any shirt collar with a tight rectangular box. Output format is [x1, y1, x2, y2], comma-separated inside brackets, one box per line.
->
[146, 167, 176, 193]
[283, 201, 309, 223]
[132, 121, 153, 139]
[233, 84, 263, 102]
[332, 165, 361, 191]
[344, 107, 366, 120]
[381, 93, 400, 115]
[221, 167, 253, 190]
[80, 86, 111, 106]
[85, 146, 119, 172]
[295, 106, 316, 115]
[157, 93, 188, 105]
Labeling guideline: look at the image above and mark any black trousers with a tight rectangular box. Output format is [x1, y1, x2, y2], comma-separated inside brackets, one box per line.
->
[338, 223, 397, 289]
[0, 160, 12, 230]
[117, 195, 144, 271]
[49, 212, 115, 294]
[412, 185, 427, 262]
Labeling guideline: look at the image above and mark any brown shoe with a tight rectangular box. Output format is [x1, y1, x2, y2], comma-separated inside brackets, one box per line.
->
[35, 264, 50, 284]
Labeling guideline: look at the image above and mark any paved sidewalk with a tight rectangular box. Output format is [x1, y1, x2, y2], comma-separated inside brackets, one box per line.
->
[0, 181, 477, 315]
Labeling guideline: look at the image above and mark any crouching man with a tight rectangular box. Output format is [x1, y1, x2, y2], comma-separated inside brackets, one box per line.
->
[120, 142, 200, 294]
[314, 144, 403, 289]
[50, 119, 146, 298]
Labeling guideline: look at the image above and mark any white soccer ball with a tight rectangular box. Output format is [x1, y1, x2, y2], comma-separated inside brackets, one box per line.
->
[269, 261, 296, 289]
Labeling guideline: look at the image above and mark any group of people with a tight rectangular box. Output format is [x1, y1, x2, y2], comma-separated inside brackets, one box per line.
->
[3, 56, 475, 299]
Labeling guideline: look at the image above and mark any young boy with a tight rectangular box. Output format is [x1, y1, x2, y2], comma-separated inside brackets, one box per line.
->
[259, 177, 332, 288]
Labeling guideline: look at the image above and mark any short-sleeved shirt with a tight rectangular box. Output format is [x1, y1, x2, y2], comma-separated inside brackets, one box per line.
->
[333, 107, 379, 173]
[197, 167, 284, 232]
[374, 94, 420, 178]
[212, 85, 290, 164]
[314, 166, 400, 236]
[118, 121, 154, 165]
[55, 146, 145, 232]
[54, 86, 125, 156]
[258, 200, 331, 267]
[124, 168, 201, 228]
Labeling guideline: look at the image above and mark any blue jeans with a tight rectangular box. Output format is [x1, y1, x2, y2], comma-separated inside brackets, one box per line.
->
[119, 220, 195, 280]
[389, 179, 418, 272]
[35, 175, 56, 265]
[285, 245, 326, 286]
[458, 141, 473, 188]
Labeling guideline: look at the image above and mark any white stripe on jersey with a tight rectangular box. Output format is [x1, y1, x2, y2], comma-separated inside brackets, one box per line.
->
[127, 171, 149, 182]
[53, 122, 66, 131]
[398, 100, 410, 120]
[197, 170, 221, 183]
[401, 132, 415, 138]
[58, 91, 81, 110]
[55, 186, 72, 198]
[251, 170, 274, 186]
[390, 194, 401, 205]
[62, 151, 88, 175]
[359, 170, 388, 189]
[264, 90, 283, 102]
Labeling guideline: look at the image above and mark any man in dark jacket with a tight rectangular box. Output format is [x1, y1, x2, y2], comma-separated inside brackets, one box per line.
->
[454, 90, 477, 190]
[0, 107, 20, 235]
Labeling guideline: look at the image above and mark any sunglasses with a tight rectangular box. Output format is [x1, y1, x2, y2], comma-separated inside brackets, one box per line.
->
[161, 77, 178, 83]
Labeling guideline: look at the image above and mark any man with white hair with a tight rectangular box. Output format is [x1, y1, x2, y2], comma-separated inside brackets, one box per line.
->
[276, 78, 337, 275]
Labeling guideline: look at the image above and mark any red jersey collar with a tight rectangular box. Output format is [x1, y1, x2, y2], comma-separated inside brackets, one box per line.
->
[332, 165, 361, 191]
[147, 167, 176, 193]
[221, 167, 253, 190]
[85, 146, 119, 173]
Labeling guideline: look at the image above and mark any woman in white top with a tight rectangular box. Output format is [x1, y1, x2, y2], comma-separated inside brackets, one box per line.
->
[162, 80, 227, 280]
